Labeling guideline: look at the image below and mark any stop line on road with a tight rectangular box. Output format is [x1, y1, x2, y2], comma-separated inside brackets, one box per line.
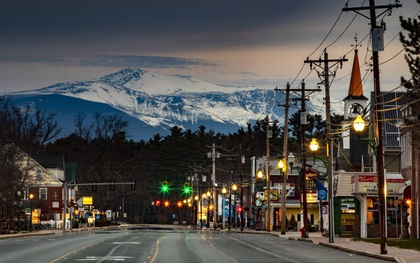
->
[76, 256, 133, 261]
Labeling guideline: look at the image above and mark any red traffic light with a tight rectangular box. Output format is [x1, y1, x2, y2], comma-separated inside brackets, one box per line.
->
[237, 206, 243, 212]
[156, 200, 161, 207]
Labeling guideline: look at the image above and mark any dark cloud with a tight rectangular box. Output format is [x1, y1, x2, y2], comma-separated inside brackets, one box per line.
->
[0, 0, 417, 96]
[0, 55, 216, 69]
[0, 0, 335, 53]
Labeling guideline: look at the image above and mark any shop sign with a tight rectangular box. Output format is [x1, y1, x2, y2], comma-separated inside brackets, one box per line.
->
[305, 169, 319, 180]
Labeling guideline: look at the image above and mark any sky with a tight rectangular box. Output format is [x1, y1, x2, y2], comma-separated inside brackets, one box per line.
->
[0, 0, 419, 110]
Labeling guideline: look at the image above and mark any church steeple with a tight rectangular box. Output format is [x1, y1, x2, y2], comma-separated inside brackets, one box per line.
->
[343, 36, 368, 120]
[344, 47, 368, 101]
[347, 49, 365, 98]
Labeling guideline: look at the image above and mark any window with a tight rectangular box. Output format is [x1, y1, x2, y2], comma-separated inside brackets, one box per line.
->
[36, 170, 42, 180]
[39, 188, 47, 200]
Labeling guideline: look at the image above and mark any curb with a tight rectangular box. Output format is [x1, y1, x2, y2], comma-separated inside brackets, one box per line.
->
[0, 231, 56, 239]
[319, 242, 401, 262]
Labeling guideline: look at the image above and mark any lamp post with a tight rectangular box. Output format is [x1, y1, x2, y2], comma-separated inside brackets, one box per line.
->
[353, 114, 386, 253]
[288, 153, 295, 173]
[194, 194, 199, 228]
[206, 191, 211, 228]
[309, 139, 324, 234]
[309, 139, 319, 156]
[277, 159, 286, 234]
[256, 167, 264, 230]
[29, 193, 34, 232]
[228, 183, 238, 230]
[240, 154, 245, 231]
[222, 187, 227, 229]
[16, 191, 21, 233]
[232, 184, 238, 229]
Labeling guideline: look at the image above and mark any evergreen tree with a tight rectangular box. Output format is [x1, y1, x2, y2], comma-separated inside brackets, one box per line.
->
[400, 1, 420, 140]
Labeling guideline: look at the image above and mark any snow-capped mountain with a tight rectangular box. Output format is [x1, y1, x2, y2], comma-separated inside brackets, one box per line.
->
[8, 68, 343, 140]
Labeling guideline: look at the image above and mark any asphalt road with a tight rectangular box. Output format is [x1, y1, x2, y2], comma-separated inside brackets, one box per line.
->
[0, 228, 391, 263]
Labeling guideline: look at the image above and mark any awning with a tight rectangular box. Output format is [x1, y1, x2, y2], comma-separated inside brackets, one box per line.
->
[398, 185, 411, 200]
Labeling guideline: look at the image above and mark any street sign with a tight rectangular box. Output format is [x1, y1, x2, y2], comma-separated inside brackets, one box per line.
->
[263, 189, 279, 201]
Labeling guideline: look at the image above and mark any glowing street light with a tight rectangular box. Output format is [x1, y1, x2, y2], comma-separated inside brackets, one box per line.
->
[29, 193, 34, 232]
[309, 138, 319, 152]
[353, 114, 365, 134]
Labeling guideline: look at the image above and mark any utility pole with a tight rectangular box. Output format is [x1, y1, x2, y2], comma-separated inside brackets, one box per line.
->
[258, 115, 277, 232]
[305, 49, 347, 243]
[343, 0, 401, 254]
[211, 141, 217, 228]
[276, 82, 291, 235]
[300, 81, 309, 238]
[289, 81, 321, 238]
[264, 115, 272, 232]
[239, 144, 245, 231]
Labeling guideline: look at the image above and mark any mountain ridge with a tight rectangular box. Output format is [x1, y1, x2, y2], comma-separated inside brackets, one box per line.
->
[7, 68, 343, 140]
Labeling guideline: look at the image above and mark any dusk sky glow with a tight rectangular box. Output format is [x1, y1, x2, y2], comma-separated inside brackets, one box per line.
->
[0, 0, 419, 105]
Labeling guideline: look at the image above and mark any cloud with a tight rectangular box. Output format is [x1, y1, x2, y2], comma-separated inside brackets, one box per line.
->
[0, 55, 217, 69]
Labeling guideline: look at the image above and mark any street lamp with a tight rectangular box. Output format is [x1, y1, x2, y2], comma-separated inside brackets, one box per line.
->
[228, 184, 238, 230]
[29, 193, 34, 232]
[277, 159, 287, 234]
[288, 153, 295, 173]
[309, 138, 326, 234]
[240, 154, 245, 231]
[353, 114, 387, 253]
[309, 138, 319, 152]
[256, 168, 264, 179]
[16, 191, 21, 233]
[232, 184, 238, 229]
[222, 187, 227, 229]
[353, 114, 365, 134]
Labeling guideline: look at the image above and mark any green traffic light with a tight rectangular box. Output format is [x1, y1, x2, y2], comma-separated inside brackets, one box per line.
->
[183, 182, 191, 195]
[161, 181, 169, 194]
[183, 186, 191, 194]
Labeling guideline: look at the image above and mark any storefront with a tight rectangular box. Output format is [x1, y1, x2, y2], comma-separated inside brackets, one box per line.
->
[351, 173, 405, 238]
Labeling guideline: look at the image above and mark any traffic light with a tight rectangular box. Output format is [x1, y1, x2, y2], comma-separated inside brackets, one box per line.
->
[164, 200, 170, 207]
[160, 181, 169, 194]
[155, 200, 161, 207]
[183, 183, 191, 195]
[237, 206, 243, 213]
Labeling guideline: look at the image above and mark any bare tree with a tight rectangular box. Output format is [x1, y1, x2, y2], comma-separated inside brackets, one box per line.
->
[0, 96, 61, 154]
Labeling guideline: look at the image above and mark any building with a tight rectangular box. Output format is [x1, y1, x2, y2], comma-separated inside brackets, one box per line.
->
[254, 158, 321, 231]
[1, 144, 65, 229]
[336, 48, 409, 238]
[399, 105, 418, 239]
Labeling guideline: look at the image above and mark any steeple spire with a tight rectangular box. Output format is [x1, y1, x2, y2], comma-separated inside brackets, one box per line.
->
[345, 35, 367, 100]
[348, 48, 363, 97]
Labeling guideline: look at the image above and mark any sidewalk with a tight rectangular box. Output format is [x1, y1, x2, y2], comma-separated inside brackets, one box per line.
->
[275, 231, 420, 263]
[211, 226, 420, 263]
